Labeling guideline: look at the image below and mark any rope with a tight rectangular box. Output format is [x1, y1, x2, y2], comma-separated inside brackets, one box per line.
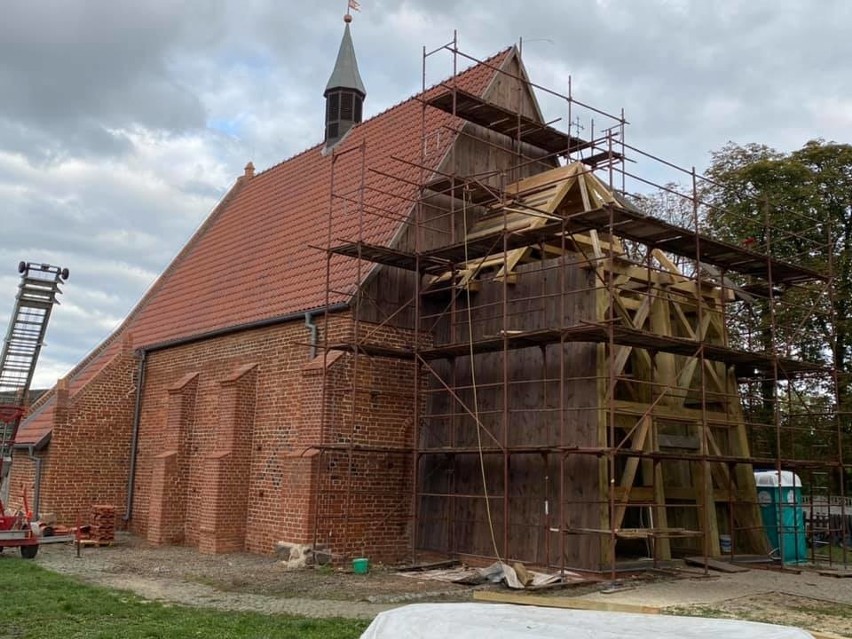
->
[462, 190, 502, 563]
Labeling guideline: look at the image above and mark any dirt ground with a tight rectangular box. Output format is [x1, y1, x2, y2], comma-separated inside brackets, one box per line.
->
[584, 570, 852, 637]
[30, 535, 852, 635]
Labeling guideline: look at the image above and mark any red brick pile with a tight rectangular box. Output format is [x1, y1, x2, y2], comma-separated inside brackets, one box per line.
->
[90, 504, 116, 543]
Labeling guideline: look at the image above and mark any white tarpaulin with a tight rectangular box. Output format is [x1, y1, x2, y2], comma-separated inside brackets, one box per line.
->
[359, 603, 814, 638]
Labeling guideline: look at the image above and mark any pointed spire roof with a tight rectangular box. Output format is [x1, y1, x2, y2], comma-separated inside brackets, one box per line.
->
[325, 22, 366, 97]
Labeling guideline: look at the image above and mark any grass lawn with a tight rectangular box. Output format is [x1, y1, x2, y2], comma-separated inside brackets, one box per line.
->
[0, 558, 369, 639]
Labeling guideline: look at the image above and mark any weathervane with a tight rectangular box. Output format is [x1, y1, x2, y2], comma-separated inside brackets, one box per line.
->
[345, 0, 360, 22]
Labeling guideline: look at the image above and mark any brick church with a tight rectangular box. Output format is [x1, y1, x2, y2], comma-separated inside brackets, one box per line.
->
[8, 23, 550, 560]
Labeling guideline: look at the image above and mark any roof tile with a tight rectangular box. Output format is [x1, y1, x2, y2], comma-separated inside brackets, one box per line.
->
[15, 48, 512, 445]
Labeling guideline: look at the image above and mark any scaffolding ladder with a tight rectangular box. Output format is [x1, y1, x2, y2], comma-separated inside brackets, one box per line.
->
[0, 262, 69, 497]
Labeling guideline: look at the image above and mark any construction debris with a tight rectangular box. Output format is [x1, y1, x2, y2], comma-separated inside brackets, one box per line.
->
[478, 562, 567, 590]
[683, 557, 749, 573]
[275, 541, 333, 569]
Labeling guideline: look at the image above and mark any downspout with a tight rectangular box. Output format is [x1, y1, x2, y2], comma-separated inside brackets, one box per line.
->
[26, 445, 42, 517]
[124, 349, 147, 522]
[305, 312, 319, 359]
[304, 303, 348, 359]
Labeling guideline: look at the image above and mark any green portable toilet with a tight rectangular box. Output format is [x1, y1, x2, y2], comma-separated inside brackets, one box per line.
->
[753, 470, 807, 564]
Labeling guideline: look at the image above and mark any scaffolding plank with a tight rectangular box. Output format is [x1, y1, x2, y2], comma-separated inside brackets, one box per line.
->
[566, 206, 826, 284]
[420, 204, 825, 284]
[330, 324, 826, 376]
[328, 242, 450, 272]
[428, 88, 593, 157]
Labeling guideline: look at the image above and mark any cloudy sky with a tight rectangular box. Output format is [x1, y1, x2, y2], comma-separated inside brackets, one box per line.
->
[2, 0, 851, 388]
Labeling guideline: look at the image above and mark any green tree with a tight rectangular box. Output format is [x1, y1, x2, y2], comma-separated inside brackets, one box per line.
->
[701, 141, 852, 483]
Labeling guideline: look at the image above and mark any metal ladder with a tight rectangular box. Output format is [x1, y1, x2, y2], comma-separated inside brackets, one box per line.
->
[0, 262, 69, 470]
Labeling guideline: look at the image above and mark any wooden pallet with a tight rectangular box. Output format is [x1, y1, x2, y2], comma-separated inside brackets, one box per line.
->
[77, 539, 114, 548]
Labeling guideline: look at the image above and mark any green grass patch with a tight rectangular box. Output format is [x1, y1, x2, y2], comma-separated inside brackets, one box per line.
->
[814, 544, 852, 564]
[0, 558, 368, 639]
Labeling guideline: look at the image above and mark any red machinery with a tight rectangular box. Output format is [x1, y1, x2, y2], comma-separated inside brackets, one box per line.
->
[0, 262, 68, 558]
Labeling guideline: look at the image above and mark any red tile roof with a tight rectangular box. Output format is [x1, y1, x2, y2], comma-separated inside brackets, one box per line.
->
[15, 48, 513, 446]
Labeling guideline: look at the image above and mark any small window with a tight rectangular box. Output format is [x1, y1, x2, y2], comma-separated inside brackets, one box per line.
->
[341, 92, 354, 120]
[327, 92, 340, 120]
[354, 96, 362, 123]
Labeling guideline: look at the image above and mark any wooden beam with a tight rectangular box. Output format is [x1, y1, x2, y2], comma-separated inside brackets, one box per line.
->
[473, 590, 660, 615]
[612, 400, 739, 425]
[694, 430, 721, 557]
[613, 416, 652, 530]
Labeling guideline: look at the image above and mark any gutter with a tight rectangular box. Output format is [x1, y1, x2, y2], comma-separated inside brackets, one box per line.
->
[142, 304, 349, 353]
[122, 302, 349, 523]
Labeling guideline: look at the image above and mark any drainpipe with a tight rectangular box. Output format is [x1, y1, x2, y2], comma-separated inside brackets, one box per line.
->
[305, 312, 319, 359]
[304, 303, 348, 359]
[26, 445, 42, 517]
[124, 349, 147, 522]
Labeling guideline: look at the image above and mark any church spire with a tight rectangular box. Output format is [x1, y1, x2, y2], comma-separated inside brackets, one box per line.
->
[324, 15, 366, 147]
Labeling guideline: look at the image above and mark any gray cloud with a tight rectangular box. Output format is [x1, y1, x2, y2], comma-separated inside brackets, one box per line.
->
[1, 0, 851, 387]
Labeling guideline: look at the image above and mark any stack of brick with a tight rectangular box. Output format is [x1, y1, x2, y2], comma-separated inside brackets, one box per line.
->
[90, 504, 116, 543]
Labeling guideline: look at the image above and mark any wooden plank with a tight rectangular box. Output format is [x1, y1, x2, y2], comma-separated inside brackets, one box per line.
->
[577, 172, 593, 212]
[648, 417, 672, 560]
[818, 570, 852, 578]
[651, 460, 672, 559]
[650, 292, 678, 407]
[396, 559, 460, 572]
[527, 579, 597, 591]
[472, 590, 661, 614]
[506, 163, 578, 196]
[683, 556, 749, 573]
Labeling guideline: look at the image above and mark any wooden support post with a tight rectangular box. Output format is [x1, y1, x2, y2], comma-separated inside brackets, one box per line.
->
[612, 416, 652, 530]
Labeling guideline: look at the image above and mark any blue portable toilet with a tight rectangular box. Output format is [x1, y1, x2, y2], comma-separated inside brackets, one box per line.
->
[753, 470, 807, 564]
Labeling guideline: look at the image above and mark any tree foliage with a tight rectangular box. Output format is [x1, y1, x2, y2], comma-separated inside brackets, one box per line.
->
[701, 140, 852, 408]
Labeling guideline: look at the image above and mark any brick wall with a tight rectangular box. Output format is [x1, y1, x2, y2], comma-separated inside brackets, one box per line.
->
[8, 310, 422, 561]
[313, 321, 422, 561]
[130, 320, 318, 553]
[6, 453, 36, 513]
[128, 312, 418, 559]
[147, 372, 198, 544]
[16, 342, 139, 524]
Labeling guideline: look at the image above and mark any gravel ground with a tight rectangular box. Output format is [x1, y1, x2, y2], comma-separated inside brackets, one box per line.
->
[580, 568, 852, 636]
[32, 535, 472, 620]
[580, 567, 852, 608]
[29, 536, 852, 634]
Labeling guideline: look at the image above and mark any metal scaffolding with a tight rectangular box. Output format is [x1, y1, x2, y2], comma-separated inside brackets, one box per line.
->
[313, 35, 849, 575]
